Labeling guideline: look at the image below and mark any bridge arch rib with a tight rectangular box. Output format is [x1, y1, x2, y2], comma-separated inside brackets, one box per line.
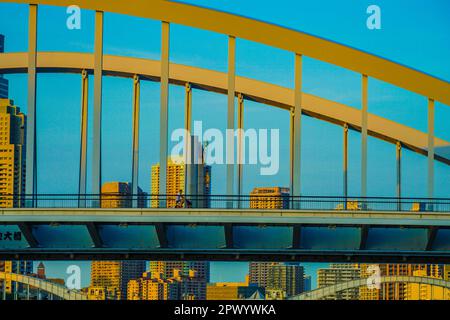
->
[5, 0, 450, 105]
[0, 272, 87, 300]
[0, 52, 449, 164]
[289, 276, 450, 300]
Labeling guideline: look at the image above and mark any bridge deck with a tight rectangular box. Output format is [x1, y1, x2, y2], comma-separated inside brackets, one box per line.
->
[0, 209, 449, 263]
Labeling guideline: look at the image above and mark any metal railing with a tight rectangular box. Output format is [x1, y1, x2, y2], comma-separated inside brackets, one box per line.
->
[0, 194, 450, 212]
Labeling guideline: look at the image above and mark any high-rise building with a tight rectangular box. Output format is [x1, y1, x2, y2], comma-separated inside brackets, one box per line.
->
[404, 269, 450, 300]
[249, 262, 280, 289]
[101, 181, 146, 208]
[359, 264, 442, 300]
[444, 265, 450, 281]
[151, 156, 211, 208]
[149, 261, 210, 283]
[173, 269, 207, 300]
[0, 98, 29, 296]
[317, 264, 360, 300]
[249, 262, 304, 299]
[128, 269, 206, 300]
[249, 187, 290, 209]
[127, 271, 179, 300]
[266, 264, 304, 298]
[207, 275, 265, 300]
[37, 262, 45, 279]
[0, 261, 33, 294]
[87, 286, 120, 300]
[0, 35, 9, 99]
[0, 99, 26, 208]
[90, 261, 146, 300]
[304, 275, 311, 292]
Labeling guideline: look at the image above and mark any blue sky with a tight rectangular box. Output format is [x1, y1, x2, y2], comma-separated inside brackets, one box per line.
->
[1, 0, 449, 289]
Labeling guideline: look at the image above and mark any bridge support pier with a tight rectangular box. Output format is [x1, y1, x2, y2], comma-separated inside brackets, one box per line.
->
[131, 74, 141, 208]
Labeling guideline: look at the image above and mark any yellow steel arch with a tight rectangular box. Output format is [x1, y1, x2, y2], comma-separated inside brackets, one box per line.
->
[3, 0, 450, 105]
[1, 51, 449, 164]
[0, 272, 88, 300]
[290, 275, 450, 300]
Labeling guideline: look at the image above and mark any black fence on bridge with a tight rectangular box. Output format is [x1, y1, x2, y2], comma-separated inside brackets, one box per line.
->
[0, 194, 450, 212]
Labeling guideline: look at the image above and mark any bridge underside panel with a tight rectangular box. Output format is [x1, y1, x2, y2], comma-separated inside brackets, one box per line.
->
[300, 226, 361, 250]
[98, 225, 160, 249]
[1, 212, 450, 262]
[366, 227, 428, 251]
[166, 225, 225, 249]
[233, 226, 293, 249]
[0, 225, 30, 249]
[31, 224, 94, 248]
[433, 229, 450, 251]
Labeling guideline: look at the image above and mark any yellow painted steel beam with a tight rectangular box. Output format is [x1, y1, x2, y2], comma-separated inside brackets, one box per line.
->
[78, 69, 88, 208]
[361, 74, 368, 198]
[428, 98, 435, 198]
[292, 53, 302, 200]
[1, 51, 449, 165]
[396, 141, 402, 210]
[343, 124, 349, 203]
[2, 0, 450, 105]
[237, 93, 244, 205]
[184, 82, 192, 196]
[227, 35, 236, 203]
[25, 4, 37, 204]
[159, 21, 170, 208]
[131, 74, 140, 207]
[92, 10, 103, 200]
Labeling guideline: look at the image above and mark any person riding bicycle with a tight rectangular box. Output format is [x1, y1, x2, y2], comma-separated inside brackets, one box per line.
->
[175, 189, 193, 208]
[175, 189, 184, 208]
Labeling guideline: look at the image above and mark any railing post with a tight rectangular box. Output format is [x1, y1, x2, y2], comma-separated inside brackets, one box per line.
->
[92, 10, 104, 208]
[428, 98, 435, 210]
[291, 53, 303, 209]
[361, 74, 368, 208]
[343, 123, 348, 210]
[159, 21, 170, 208]
[78, 69, 88, 208]
[226, 35, 236, 209]
[131, 74, 140, 208]
[396, 141, 402, 211]
[237, 93, 244, 208]
[25, 4, 38, 208]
